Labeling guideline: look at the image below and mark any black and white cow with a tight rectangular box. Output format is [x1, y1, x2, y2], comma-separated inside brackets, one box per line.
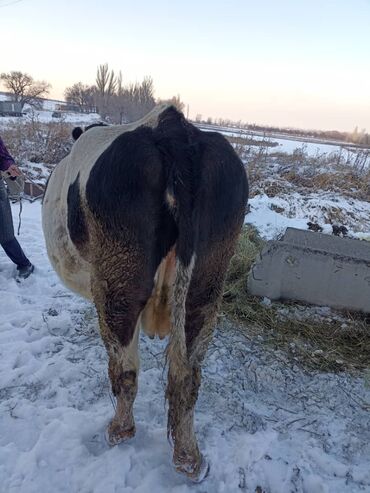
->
[42, 104, 248, 481]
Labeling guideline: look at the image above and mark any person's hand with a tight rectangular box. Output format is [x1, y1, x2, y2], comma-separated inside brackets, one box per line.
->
[6, 164, 22, 178]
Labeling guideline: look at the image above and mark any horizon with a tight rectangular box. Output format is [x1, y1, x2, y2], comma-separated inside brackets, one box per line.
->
[1, 0, 370, 132]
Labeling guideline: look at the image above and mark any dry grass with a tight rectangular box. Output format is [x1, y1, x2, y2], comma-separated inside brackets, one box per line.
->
[222, 226, 370, 372]
[228, 134, 279, 148]
[231, 139, 370, 202]
[281, 168, 370, 201]
[2, 117, 72, 164]
[224, 138, 370, 371]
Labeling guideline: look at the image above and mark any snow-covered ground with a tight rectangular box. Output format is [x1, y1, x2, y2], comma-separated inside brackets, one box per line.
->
[234, 131, 343, 156]
[200, 124, 369, 167]
[271, 138, 341, 156]
[0, 93, 100, 127]
[1, 202, 370, 493]
[0, 110, 100, 128]
[247, 192, 370, 240]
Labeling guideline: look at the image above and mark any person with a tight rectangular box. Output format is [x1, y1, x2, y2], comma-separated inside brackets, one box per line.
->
[0, 135, 34, 279]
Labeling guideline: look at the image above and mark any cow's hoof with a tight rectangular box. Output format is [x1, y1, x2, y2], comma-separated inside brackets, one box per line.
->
[105, 422, 136, 446]
[174, 455, 210, 483]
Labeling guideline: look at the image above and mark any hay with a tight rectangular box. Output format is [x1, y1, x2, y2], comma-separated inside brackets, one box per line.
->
[233, 138, 370, 203]
[222, 226, 370, 372]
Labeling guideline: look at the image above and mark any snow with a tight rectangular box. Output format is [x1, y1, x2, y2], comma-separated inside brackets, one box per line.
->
[0, 94, 100, 127]
[200, 125, 369, 169]
[19, 161, 51, 184]
[247, 192, 370, 240]
[0, 110, 100, 127]
[244, 132, 343, 157]
[272, 138, 341, 156]
[1, 201, 370, 492]
[247, 194, 310, 239]
[199, 124, 367, 161]
[29, 109, 100, 125]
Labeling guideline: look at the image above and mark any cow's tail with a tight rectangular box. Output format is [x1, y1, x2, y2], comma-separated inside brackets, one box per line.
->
[154, 107, 202, 376]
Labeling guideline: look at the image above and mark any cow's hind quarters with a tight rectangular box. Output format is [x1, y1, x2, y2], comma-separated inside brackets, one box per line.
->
[174, 452, 210, 483]
[105, 421, 136, 446]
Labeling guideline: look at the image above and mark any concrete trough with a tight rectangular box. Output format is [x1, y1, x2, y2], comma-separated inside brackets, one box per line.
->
[248, 227, 370, 313]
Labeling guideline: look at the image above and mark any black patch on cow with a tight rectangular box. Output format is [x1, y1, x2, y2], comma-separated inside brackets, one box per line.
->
[67, 173, 88, 248]
[86, 124, 178, 272]
[72, 122, 108, 141]
[72, 127, 83, 141]
[85, 122, 108, 131]
[195, 129, 249, 253]
[86, 123, 180, 347]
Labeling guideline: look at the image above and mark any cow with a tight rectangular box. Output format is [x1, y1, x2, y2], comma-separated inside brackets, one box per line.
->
[42, 104, 248, 482]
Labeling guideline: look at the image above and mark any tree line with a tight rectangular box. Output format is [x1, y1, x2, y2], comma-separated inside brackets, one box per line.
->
[64, 64, 157, 123]
[1, 64, 184, 124]
[1, 67, 367, 145]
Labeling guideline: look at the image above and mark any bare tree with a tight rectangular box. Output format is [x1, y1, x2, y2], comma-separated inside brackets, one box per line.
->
[95, 63, 117, 118]
[113, 70, 126, 124]
[139, 76, 155, 115]
[122, 76, 155, 122]
[0, 71, 51, 109]
[66, 66, 156, 123]
[110, 75, 155, 123]
[95, 63, 117, 97]
[64, 82, 95, 111]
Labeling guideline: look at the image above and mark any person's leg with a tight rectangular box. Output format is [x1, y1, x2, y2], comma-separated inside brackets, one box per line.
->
[0, 180, 34, 278]
[1, 237, 31, 268]
[1, 237, 34, 279]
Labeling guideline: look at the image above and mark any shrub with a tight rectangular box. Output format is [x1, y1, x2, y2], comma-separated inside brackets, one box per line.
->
[1, 116, 72, 165]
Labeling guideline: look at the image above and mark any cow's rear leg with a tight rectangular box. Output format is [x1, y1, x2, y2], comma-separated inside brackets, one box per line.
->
[91, 253, 153, 446]
[167, 363, 209, 481]
[167, 247, 232, 481]
[104, 320, 140, 446]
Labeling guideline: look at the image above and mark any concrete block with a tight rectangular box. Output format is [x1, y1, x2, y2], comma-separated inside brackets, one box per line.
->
[248, 227, 370, 313]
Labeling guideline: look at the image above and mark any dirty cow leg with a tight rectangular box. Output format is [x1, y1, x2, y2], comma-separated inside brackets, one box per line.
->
[104, 320, 140, 445]
[91, 246, 153, 446]
[166, 305, 219, 482]
[166, 246, 231, 482]
[167, 363, 206, 481]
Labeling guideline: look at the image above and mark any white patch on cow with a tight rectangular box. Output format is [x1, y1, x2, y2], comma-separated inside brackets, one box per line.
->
[165, 189, 176, 212]
[166, 254, 196, 375]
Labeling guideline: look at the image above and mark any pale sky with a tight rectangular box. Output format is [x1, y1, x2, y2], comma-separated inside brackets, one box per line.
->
[1, 0, 370, 131]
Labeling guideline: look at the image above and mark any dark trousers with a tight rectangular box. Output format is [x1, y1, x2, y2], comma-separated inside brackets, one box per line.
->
[1, 237, 31, 269]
